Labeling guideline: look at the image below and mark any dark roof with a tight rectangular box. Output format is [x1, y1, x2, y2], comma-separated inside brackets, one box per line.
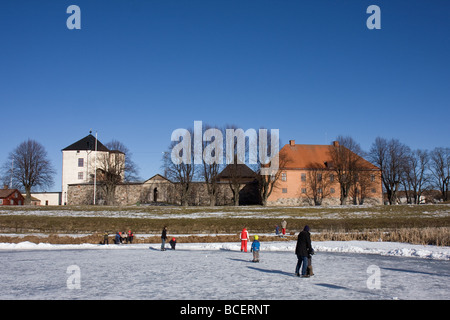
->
[216, 164, 257, 179]
[62, 134, 109, 152]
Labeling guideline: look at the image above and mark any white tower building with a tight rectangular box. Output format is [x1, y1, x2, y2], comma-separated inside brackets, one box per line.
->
[61, 133, 110, 205]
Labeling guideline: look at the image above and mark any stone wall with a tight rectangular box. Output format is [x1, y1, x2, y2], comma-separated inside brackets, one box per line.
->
[67, 182, 247, 206]
[68, 181, 381, 206]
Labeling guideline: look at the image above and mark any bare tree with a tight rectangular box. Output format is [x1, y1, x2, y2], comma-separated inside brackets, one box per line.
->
[329, 136, 365, 205]
[162, 128, 196, 206]
[430, 147, 450, 202]
[96, 150, 125, 205]
[95, 140, 138, 205]
[221, 125, 255, 206]
[2, 139, 55, 204]
[257, 148, 290, 206]
[200, 124, 223, 206]
[355, 170, 376, 205]
[305, 164, 332, 206]
[369, 137, 410, 205]
[401, 149, 430, 204]
[105, 140, 140, 182]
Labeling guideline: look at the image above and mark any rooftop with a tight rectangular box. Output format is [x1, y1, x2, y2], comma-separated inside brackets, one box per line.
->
[62, 134, 109, 152]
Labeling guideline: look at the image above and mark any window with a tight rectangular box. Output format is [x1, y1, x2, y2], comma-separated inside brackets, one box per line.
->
[78, 172, 84, 180]
[281, 172, 287, 181]
[0, 199, 3, 205]
[282, 188, 287, 193]
[318, 188, 322, 194]
[329, 174, 334, 182]
[301, 188, 307, 194]
[317, 173, 322, 182]
[330, 188, 335, 194]
[301, 173, 306, 182]
[371, 174, 375, 182]
[371, 188, 377, 193]
[10, 199, 14, 205]
[78, 158, 84, 167]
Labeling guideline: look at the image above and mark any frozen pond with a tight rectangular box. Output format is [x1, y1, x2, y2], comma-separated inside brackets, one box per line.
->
[1, 244, 449, 300]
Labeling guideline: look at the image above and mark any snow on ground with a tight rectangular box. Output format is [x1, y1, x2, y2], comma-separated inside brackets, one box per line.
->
[0, 241, 449, 300]
[1, 240, 449, 260]
[1, 204, 448, 220]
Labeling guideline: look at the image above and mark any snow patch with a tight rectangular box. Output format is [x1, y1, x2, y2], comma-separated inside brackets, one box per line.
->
[2, 240, 448, 260]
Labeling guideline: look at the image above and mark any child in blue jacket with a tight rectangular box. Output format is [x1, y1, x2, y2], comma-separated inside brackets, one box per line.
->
[251, 235, 261, 262]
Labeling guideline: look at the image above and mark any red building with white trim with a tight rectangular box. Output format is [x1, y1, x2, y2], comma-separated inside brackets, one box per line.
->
[0, 187, 25, 205]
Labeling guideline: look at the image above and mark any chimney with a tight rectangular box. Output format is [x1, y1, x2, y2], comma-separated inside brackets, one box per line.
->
[3, 185, 8, 190]
[289, 140, 295, 146]
[333, 141, 339, 147]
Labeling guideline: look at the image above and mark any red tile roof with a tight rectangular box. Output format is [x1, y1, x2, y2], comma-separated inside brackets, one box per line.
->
[279, 143, 379, 170]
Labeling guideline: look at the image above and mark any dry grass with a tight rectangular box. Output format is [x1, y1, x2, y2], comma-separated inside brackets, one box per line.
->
[1, 227, 448, 246]
[0, 204, 448, 246]
[312, 227, 450, 246]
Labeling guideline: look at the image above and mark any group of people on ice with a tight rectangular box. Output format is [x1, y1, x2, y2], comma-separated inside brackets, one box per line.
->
[102, 230, 134, 244]
[160, 226, 177, 251]
[240, 224, 314, 277]
[239, 226, 260, 262]
[106, 222, 314, 278]
[275, 219, 288, 237]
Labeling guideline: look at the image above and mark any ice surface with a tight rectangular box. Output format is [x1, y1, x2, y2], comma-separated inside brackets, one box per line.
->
[0, 241, 449, 300]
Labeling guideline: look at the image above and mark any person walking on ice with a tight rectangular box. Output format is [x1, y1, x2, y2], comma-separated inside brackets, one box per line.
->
[240, 227, 249, 252]
[161, 226, 168, 251]
[295, 225, 313, 277]
[251, 235, 261, 262]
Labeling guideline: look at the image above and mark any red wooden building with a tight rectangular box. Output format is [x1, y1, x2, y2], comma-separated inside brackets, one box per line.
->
[0, 187, 25, 205]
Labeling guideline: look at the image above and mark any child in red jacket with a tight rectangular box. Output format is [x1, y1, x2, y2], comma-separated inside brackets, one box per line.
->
[240, 227, 249, 252]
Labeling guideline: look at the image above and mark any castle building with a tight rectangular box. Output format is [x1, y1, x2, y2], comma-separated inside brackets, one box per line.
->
[62, 135, 382, 207]
[266, 140, 383, 206]
[61, 133, 111, 205]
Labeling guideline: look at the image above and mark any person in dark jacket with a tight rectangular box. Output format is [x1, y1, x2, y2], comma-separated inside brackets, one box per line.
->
[161, 226, 168, 251]
[103, 231, 109, 245]
[295, 225, 313, 277]
[114, 232, 121, 244]
[169, 237, 177, 250]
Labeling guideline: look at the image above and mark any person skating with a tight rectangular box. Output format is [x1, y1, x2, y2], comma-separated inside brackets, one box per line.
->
[251, 235, 261, 262]
[161, 226, 168, 251]
[295, 225, 313, 277]
[240, 227, 249, 252]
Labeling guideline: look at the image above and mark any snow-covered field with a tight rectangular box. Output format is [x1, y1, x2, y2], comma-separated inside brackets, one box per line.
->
[1, 240, 449, 300]
[2, 204, 448, 220]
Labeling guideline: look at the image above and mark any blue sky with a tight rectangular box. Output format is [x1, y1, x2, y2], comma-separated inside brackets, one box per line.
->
[1, 0, 449, 191]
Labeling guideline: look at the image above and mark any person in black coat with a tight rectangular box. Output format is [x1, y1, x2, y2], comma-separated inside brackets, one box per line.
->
[161, 226, 168, 251]
[295, 225, 313, 277]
